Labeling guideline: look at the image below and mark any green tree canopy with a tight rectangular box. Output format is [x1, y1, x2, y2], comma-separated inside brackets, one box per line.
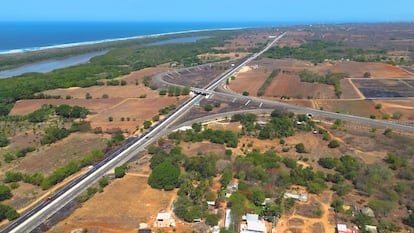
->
[148, 161, 180, 190]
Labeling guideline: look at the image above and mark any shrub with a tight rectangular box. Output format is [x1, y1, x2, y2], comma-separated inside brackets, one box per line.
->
[328, 140, 340, 148]
[204, 104, 213, 112]
[295, 143, 306, 153]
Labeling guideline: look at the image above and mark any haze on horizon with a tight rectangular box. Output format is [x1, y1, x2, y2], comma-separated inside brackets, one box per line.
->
[1, 0, 413, 23]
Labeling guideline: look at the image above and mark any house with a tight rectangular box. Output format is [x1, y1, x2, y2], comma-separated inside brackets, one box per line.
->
[240, 214, 267, 233]
[283, 192, 308, 202]
[224, 209, 232, 230]
[154, 212, 175, 228]
[365, 225, 378, 233]
[138, 229, 152, 233]
[361, 207, 375, 218]
[337, 224, 359, 233]
[225, 178, 239, 197]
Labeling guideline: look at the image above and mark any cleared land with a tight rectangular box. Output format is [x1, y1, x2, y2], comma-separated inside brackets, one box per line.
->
[47, 175, 175, 233]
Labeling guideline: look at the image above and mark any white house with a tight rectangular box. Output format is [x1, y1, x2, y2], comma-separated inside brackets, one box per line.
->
[240, 214, 267, 233]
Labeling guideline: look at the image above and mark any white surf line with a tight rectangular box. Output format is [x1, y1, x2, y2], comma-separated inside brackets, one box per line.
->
[0, 26, 246, 55]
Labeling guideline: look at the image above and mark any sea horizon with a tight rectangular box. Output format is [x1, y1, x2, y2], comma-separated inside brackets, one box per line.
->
[0, 21, 287, 55]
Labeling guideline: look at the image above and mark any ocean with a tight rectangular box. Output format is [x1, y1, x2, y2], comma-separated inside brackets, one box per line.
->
[0, 21, 280, 54]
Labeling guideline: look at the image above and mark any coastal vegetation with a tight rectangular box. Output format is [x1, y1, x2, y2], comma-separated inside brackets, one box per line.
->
[0, 30, 237, 116]
[263, 39, 399, 64]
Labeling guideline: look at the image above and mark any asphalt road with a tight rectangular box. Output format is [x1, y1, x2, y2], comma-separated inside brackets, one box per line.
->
[1, 33, 287, 233]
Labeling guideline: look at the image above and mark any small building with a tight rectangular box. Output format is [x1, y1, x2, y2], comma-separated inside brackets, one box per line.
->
[361, 207, 375, 218]
[240, 214, 267, 233]
[138, 229, 152, 233]
[283, 192, 308, 202]
[224, 209, 232, 230]
[225, 178, 239, 197]
[154, 212, 175, 228]
[365, 225, 378, 233]
[337, 224, 359, 233]
[207, 201, 216, 206]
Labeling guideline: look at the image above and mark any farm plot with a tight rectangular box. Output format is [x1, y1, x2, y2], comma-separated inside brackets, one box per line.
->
[352, 78, 414, 98]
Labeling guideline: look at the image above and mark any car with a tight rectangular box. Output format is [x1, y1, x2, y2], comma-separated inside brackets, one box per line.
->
[44, 196, 52, 202]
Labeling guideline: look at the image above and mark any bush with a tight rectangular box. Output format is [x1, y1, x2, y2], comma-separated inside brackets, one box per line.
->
[206, 214, 219, 226]
[115, 165, 126, 178]
[0, 133, 9, 147]
[328, 140, 340, 148]
[0, 185, 12, 201]
[295, 143, 306, 153]
[143, 120, 152, 129]
[204, 104, 213, 112]
[318, 157, 339, 169]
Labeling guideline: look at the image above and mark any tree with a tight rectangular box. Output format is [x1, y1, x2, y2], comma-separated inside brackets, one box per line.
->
[204, 104, 213, 112]
[328, 140, 340, 148]
[331, 199, 344, 213]
[143, 120, 152, 129]
[206, 214, 219, 226]
[85, 92, 92, 99]
[148, 161, 180, 190]
[242, 91, 249, 96]
[295, 143, 306, 153]
[0, 185, 12, 201]
[114, 166, 126, 178]
[250, 189, 266, 206]
[318, 157, 339, 169]
[363, 72, 371, 78]
[99, 176, 109, 188]
[0, 133, 9, 147]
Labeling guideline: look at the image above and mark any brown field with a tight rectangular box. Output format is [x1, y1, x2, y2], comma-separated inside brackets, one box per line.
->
[264, 74, 336, 99]
[229, 66, 268, 96]
[314, 99, 379, 118]
[197, 52, 250, 62]
[47, 175, 176, 233]
[373, 99, 414, 120]
[10, 95, 184, 134]
[179, 141, 226, 157]
[339, 79, 363, 99]
[228, 61, 336, 99]
[315, 61, 413, 78]
[12, 133, 107, 175]
[87, 96, 181, 133]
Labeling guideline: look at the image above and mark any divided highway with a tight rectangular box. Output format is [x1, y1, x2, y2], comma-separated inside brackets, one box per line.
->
[1, 33, 287, 233]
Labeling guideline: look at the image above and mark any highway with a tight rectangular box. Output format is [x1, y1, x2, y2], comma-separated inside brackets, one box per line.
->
[1, 32, 286, 233]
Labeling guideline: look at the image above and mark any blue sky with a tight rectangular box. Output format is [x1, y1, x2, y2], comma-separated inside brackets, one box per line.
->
[1, 0, 413, 22]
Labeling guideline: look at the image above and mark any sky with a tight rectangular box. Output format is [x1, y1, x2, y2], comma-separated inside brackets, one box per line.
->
[0, 0, 413, 23]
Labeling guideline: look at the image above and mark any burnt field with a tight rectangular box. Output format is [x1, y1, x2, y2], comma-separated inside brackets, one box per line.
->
[352, 78, 414, 98]
[161, 59, 243, 88]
